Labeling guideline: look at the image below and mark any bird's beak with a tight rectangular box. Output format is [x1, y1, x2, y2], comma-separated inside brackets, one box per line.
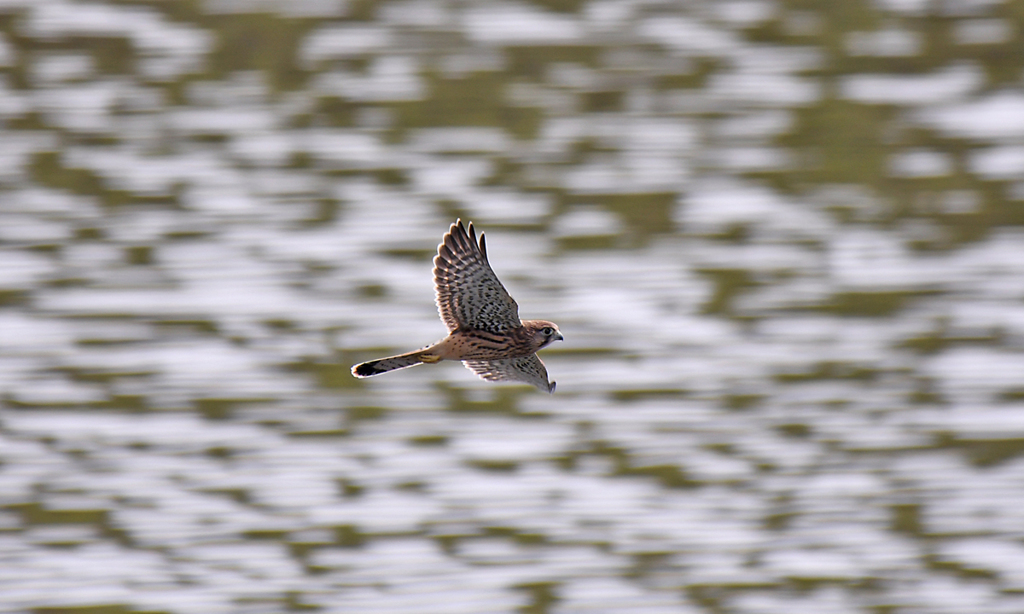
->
[554, 332, 564, 341]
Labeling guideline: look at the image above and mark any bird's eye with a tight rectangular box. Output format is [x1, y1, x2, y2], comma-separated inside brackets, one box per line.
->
[542, 327, 553, 335]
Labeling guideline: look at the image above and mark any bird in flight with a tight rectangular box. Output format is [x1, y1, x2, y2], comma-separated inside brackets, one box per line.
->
[352, 219, 562, 392]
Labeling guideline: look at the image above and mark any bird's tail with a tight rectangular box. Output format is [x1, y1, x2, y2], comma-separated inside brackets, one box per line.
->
[351, 349, 438, 378]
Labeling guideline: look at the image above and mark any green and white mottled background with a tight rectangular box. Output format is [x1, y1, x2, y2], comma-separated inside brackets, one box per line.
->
[3, 0, 1024, 612]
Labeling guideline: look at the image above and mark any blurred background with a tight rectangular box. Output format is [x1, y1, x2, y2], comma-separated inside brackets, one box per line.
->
[3, 0, 1024, 612]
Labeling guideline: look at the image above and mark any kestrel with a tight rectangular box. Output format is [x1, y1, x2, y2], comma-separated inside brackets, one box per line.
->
[351, 219, 563, 392]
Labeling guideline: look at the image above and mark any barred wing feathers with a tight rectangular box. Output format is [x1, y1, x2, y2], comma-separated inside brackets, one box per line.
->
[433, 219, 521, 334]
[464, 355, 556, 393]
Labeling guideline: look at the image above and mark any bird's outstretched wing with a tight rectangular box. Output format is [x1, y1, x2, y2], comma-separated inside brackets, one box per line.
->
[464, 355, 556, 393]
[433, 219, 520, 334]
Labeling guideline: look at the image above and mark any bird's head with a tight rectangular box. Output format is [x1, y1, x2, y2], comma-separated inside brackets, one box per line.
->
[523, 320, 563, 351]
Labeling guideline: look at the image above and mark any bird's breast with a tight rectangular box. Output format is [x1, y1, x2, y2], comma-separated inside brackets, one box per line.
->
[439, 329, 535, 360]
